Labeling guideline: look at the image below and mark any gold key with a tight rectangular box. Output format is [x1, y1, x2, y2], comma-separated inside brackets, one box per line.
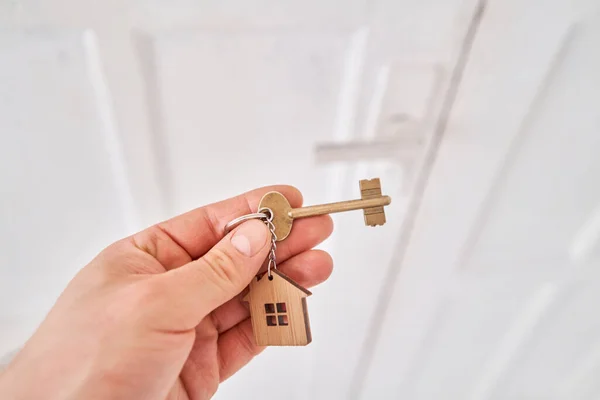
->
[258, 178, 392, 241]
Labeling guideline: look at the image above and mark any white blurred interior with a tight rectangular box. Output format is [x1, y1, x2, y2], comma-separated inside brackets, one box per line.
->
[2, 0, 600, 398]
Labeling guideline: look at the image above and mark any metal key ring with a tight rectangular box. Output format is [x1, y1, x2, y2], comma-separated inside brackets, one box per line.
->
[223, 208, 273, 236]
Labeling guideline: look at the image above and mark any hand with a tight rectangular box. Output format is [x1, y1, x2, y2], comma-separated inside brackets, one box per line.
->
[0, 186, 333, 400]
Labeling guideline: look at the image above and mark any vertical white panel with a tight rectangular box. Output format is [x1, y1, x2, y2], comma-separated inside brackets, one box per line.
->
[0, 30, 131, 353]
[465, 19, 600, 274]
[152, 31, 351, 213]
[360, 0, 584, 398]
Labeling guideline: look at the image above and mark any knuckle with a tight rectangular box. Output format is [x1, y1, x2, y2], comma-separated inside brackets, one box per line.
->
[201, 248, 242, 289]
[132, 226, 161, 258]
[236, 324, 257, 355]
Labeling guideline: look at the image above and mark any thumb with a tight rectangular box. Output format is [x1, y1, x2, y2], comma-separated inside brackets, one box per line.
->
[153, 219, 270, 330]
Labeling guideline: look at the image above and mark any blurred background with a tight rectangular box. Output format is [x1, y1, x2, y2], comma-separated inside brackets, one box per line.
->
[2, 0, 600, 398]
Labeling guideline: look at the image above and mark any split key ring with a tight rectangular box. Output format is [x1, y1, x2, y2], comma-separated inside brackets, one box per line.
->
[223, 208, 273, 236]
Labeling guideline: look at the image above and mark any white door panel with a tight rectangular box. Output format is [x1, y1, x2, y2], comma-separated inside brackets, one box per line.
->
[0, 30, 133, 352]
[465, 18, 600, 274]
[362, 1, 600, 399]
[153, 30, 350, 213]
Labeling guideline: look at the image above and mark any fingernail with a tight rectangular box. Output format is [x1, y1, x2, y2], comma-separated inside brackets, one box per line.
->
[231, 220, 268, 256]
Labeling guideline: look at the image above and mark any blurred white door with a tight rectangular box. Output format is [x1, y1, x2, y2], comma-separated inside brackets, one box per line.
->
[361, 0, 600, 399]
[11, 1, 599, 400]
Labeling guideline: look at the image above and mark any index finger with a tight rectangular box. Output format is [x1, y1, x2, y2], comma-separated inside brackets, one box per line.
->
[153, 185, 303, 261]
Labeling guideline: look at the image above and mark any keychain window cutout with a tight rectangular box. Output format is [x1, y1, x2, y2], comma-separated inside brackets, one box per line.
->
[278, 315, 289, 326]
[265, 304, 275, 314]
[264, 302, 289, 327]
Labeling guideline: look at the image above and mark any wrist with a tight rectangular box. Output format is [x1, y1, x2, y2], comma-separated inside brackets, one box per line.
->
[0, 347, 72, 400]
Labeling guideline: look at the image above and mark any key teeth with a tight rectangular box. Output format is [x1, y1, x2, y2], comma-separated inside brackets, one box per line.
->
[364, 210, 386, 226]
[359, 178, 383, 195]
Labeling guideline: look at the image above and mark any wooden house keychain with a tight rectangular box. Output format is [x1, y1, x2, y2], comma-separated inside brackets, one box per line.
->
[224, 178, 391, 346]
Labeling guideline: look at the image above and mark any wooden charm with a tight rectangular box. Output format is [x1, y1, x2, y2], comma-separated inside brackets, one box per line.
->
[243, 269, 312, 346]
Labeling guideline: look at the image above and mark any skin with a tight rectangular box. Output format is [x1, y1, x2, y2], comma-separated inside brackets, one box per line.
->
[0, 185, 333, 400]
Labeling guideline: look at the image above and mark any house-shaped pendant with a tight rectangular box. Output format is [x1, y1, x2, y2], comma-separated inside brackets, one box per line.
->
[243, 269, 312, 346]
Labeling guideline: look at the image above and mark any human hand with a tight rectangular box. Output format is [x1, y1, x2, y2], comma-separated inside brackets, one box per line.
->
[0, 186, 333, 400]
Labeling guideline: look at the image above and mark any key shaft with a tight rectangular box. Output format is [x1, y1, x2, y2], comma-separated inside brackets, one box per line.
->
[289, 196, 391, 219]
[257, 178, 391, 241]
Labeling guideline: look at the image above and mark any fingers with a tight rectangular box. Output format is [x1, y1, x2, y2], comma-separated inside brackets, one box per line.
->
[131, 185, 303, 269]
[272, 215, 333, 264]
[151, 220, 270, 330]
[217, 320, 260, 382]
[210, 249, 333, 333]
[130, 186, 333, 283]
